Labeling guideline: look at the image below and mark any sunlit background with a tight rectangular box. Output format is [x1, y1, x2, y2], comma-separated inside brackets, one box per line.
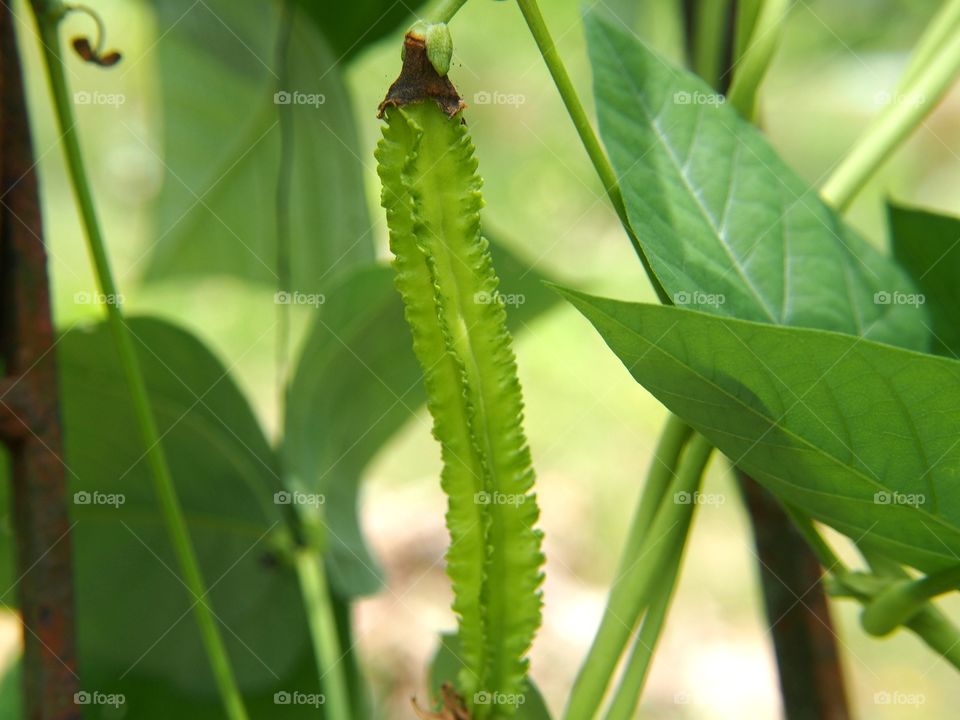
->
[3, 0, 960, 717]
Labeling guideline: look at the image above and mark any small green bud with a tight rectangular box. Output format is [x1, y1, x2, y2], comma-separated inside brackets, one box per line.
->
[425, 23, 453, 76]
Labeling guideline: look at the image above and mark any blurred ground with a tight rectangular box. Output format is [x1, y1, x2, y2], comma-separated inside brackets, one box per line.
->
[3, 0, 960, 717]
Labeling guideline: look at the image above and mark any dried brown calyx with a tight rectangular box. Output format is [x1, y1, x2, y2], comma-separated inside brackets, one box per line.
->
[378, 32, 465, 119]
[411, 682, 471, 719]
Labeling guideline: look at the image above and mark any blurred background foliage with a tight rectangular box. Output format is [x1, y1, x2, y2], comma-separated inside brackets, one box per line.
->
[3, 0, 960, 717]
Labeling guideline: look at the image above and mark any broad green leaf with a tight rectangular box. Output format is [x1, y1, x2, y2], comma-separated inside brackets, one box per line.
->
[889, 203, 960, 358]
[428, 634, 552, 720]
[584, 11, 927, 350]
[285, 239, 557, 598]
[60, 318, 311, 701]
[145, 0, 372, 290]
[293, 0, 427, 59]
[560, 288, 960, 574]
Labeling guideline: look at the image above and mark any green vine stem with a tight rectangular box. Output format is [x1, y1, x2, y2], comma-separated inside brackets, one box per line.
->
[861, 565, 960, 637]
[514, 0, 669, 305]
[821, 4, 960, 210]
[689, 0, 731, 90]
[563, 433, 713, 720]
[726, 0, 789, 119]
[601, 542, 683, 720]
[788, 514, 960, 673]
[614, 417, 693, 577]
[421, 0, 469, 25]
[295, 549, 352, 720]
[29, 4, 249, 718]
[897, 0, 960, 92]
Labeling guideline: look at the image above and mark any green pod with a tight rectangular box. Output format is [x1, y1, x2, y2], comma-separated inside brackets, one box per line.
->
[376, 101, 544, 718]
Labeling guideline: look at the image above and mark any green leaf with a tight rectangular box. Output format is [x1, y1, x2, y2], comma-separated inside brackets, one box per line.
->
[559, 288, 960, 575]
[584, 10, 927, 350]
[145, 0, 372, 290]
[285, 240, 557, 599]
[889, 203, 960, 358]
[293, 0, 427, 60]
[60, 318, 311, 701]
[428, 634, 552, 720]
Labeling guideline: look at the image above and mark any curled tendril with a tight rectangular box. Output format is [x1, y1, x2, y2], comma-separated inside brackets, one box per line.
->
[66, 4, 121, 67]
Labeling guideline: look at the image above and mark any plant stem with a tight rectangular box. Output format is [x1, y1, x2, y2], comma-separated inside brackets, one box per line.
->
[30, 6, 248, 719]
[588, 416, 693, 718]
[740, 475, 850, 720]
[563, 434, 712, 720]
[422, 0, 469, 25]
[295, 551, 352, 720]
[897, 0, 960, 92]
[615, 417, 693, 571]
[782, 504, 845, 571]
[275, 0, 294, 437]
[860, 551, 960, 671]
[691, 0, 732, 90]
[601, 542, 683, 720]
[726, 0, 789, 119]
[0, 3, 78, 713]
[514, 0, 670, 304]
[821, 9, 960, 210]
